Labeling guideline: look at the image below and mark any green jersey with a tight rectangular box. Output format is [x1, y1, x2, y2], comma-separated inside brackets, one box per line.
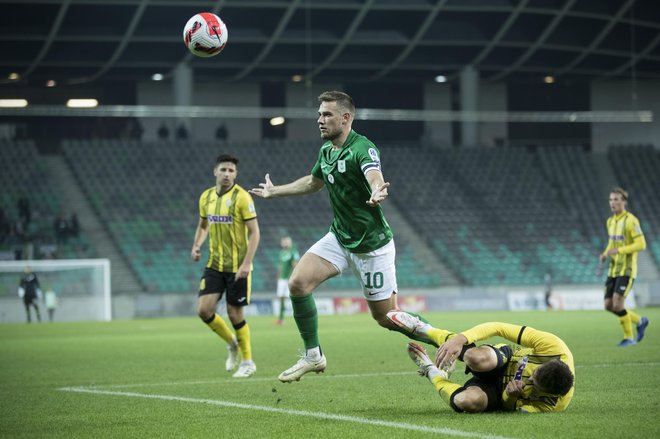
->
[278, 247, 300, 279]
[311, 130, 393, 253]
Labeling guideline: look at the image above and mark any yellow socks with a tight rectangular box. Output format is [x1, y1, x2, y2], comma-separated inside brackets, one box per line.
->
[205, 313, 235, 344]
[427, 328, 454, 346]
[235, 321, 252, 362]
[431, 375, 463, 407]
[618, 311, 633, 340]
[627, 309, 641, 325]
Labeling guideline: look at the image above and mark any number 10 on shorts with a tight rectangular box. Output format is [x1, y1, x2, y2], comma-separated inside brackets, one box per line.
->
[364, 271, 384, 289]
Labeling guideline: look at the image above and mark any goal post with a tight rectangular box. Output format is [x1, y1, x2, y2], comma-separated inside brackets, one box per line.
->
[0, 259, 111, 323]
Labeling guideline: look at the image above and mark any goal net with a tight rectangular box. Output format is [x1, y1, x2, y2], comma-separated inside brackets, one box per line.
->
[0, 259, 111, 323]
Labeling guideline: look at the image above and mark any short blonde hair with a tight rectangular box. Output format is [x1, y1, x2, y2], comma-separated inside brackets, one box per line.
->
[611, 187, 628, 201]
[318, 91, 355, 117]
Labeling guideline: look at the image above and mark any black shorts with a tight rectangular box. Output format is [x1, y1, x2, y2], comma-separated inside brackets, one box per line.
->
[23, 296, 38, 307]
[604, 276, 634, 299]
[198, 267, 251, 307]
[462, 362, 507, 412]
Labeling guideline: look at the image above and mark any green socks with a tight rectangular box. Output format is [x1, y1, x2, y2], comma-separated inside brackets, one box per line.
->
[290, 295, 320, 349]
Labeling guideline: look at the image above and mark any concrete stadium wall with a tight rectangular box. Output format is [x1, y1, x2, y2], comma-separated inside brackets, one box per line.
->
[591, 80, 660, 152]
[3, 281, 656, 323]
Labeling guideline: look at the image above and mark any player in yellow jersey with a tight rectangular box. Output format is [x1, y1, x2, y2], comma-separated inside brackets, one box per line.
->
[599, 187, 649, 347]
[191, 154, 261, 377]
[387, 311, 575, 413]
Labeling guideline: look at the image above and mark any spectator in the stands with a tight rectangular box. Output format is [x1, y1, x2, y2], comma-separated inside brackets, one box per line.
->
[69, 213, 80, 239]
[17, 195, 30, 227]
[54, 213, 69, 245]
[158, 123, 170, 140]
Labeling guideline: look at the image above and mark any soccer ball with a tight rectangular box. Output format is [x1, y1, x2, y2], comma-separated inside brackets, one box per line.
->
[183, 12, 228, 58]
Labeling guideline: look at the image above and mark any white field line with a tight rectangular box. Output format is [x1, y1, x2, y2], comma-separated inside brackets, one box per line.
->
[58, 386, 516, 439]
[75, 361, 659, 390]
[82, 371, 414, 389]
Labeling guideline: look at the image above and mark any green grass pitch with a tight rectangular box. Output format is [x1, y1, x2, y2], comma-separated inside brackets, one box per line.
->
[2, 308, 659, 438]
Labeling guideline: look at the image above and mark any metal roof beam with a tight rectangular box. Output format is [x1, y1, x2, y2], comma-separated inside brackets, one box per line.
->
[370, 0, 448, 81]
[488, 0, 577, 81]
[232, 0, 301, 81]
[7, 0, 71, 85]
[68, 0, 149, 84]
[307, 0, 376, 80]
[470, 0, 530, 67]
[555, 0, 635, 77]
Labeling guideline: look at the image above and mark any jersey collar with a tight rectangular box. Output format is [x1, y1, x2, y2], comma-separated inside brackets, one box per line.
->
[614, 210, 628, 220]
[323, 130, 358, 164]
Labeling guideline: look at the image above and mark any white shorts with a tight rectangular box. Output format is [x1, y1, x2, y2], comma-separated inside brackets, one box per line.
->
[307, 232, 398, 301]
[276, 278, 289, 298]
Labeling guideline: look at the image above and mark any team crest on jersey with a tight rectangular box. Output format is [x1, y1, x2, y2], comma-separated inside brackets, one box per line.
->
[368, 148, 380, 163]
[226, 199, 232, 207]
[327, 174, 335, 184]
[338, 160, 346, 173]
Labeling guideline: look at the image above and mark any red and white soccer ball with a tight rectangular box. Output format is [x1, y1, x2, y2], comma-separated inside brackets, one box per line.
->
[183, 12, 228, 58]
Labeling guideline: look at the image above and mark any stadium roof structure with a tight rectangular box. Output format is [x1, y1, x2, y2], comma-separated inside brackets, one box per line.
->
[1, 0, 660, 86]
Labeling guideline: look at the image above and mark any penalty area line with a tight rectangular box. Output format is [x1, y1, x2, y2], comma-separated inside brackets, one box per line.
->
[58, 386, 516, 439]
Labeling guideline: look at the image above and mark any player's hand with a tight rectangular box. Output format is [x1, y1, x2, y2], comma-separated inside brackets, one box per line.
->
[435, 334, 467, 368]
[249, 174, 275, 199]
[235, 264, 250, 279]
[191, 246, 201, 262]
[598, 253, 607, 263]
[366, 182, 390, 207]
[505, 379, 526, 398]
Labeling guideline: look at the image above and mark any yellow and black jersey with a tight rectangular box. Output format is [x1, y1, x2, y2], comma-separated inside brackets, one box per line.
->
[198, 184, 257, 273]
[602, 211, 646, 278]
[461, 322, 575, 413]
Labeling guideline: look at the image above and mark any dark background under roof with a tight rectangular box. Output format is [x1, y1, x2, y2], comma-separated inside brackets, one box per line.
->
[0, 0, 659, 86]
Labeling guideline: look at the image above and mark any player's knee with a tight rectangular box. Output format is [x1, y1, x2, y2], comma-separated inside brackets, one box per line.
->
[453, 390, 488, 413]
[197, 305, 214, 322]
[226, 306, 243, 324]
[463, 347, 495, 373]
[288, 276, 310, 296]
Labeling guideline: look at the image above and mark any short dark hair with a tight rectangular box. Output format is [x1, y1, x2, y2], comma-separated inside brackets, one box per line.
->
[318, 91, 355, 117]
[535, 360, 574, 396]
[611, 187, 628, 201]
[215, 154, 239, 166]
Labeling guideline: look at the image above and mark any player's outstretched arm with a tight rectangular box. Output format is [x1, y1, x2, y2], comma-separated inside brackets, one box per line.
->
[249, 174, 324, 199]
[365, 170, 390, 207]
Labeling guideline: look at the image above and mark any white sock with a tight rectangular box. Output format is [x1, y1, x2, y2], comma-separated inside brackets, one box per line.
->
[418, 322, 431, 335]
[306, 346, 321, 360]
[426, 365, 448, 382]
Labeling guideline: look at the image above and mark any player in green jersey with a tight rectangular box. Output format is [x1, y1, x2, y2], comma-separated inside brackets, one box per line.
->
[250, 91, 440, 382]
[275, 236, 299, 325]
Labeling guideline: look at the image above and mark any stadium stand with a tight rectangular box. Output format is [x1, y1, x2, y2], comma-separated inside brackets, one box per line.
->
[0, 140, 93, 261]
[56, 140, 657, 292]
[61, 139, 437, 293]
[384, 145, 603, 286]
